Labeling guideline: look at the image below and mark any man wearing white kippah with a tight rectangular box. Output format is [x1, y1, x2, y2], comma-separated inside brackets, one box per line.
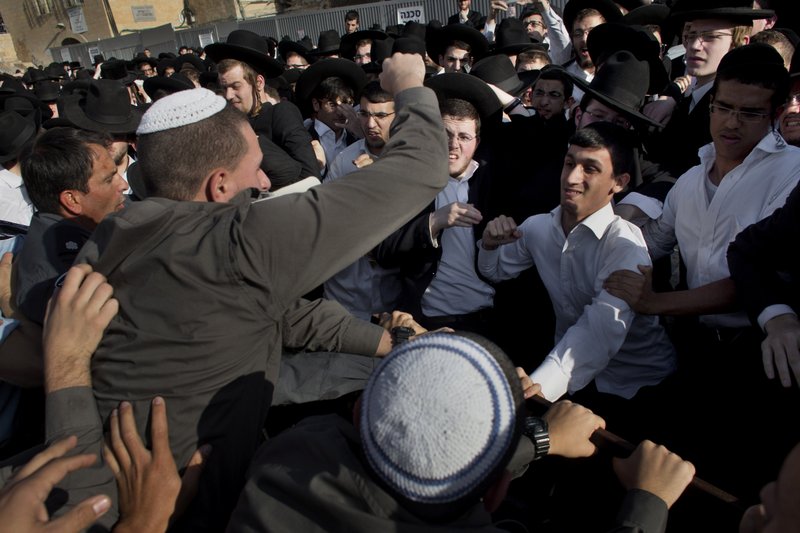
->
[59, 52, 451, 531]
[228, 333, 695, 532]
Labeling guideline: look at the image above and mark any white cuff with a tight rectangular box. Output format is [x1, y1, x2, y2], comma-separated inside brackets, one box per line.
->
[617, 192, 663, 220]
[758, 305, 797, 332]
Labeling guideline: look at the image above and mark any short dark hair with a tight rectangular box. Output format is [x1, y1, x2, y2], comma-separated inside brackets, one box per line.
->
[444, 40, 472, 55]
[136, 104, 251, 200]
[20, 128, 111, 214]
[311, 76, 355, 104]
[711, 49, 790, 115]
[573, 8, 604, 31]
[345, 10, 359, 22]
[361, 81, 392, 104]
[538, 66, 574, 99]
[439, 98, 481, 137]
[569, 122, 635, 176]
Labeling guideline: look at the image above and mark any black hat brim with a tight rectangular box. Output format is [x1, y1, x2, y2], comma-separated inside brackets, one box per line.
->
[61, 94, 143, 135]
[425, 73, 502, 127]
[278, 41, 313, 63]
[427, 25, 489, 66]
[669, 7, 774, 23]
[573, 75, 662, 129]
[205, 43, 283, 78]
[294, 58, 367, 104]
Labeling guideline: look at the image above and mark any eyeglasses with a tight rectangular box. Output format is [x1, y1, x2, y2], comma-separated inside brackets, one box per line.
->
[446, 131, 477, 144]
[709, 103, 770, 122]
[532, 89, 564, 99]
[285, 63, 308, 70]
[682, 31, 733, 45]
[581, 108, 632, 129]
[357, 110, 395, 120]
[571, 27, 596, 38]
[524, 20, 545, 29]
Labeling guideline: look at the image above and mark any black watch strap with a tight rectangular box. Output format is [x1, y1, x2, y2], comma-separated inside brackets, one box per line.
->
[390, 326, 415, 346]
[523, 416, 550, 460]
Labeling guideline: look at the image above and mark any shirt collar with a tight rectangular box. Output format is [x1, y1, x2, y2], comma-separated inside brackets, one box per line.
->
[0, 168, 23, 189]
[551, 202, 616, 240]
[700, 129, 791, 164]
[314, 119, 337, 138]
[450, 160, 479, 184]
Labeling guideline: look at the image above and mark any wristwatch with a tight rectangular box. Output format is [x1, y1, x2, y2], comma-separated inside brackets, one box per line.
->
[523, 416, 550, 460]
[390, 326, 415, 346]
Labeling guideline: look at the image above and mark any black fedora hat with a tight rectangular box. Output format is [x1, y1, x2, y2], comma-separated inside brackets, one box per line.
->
[573, 50, 661, 128]
[0, 90, 51, 128]
[280, 67, 303, 86]
[491, 18, 546, 57]
[28, 69, 50, 84]
[175, 53, 207, 73]
[563, 0, 623, 33]
[294, 57, 367, 104]
[340, 29, 388, 60]
[470, 54, 525, 96]
[587, 23, 668, 94]
[69, 61, 83, 70]
[622, 3, 670, 27]
[61, 79, 142, 135]
[130, 52, 158, 70]
[717, 42, 787, 78]
[669, 0, 774, 23]
[401, 21, 427, 43]
[278, 38, 313, 65]
[34, 80, 61, 102]
[143, 72, 194, 100]
[44, 63, 66, 80]
[100, 60, 137, 86]
[310, 30, 342, 57]
[0, 111, 37, 163]
[60, 78, 92, 96]
[361, 38, 394, 74]
[205, 29, 283, 78]
[93, 54, 105, 66]
[427, 24, 489, 67]
[425, 72, 502, 127]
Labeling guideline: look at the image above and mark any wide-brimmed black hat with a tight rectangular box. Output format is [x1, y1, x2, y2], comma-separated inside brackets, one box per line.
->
[518, 69, 541, 92]
[427, 24, 489, 66]
[175, 53, 207, 73]
[69, 61, 82, 70]
[143, 73, 194, 100]
[0, 111, 37, 163]
[278, 37, 314, 65]
[573, 50, 660, 129]
[669, 0, 774, 23]
[280, 67, 303, 86]
[310, 30, 342, 57]
[60, 78, 92, 96]
[33, 80, 61, 102]
[340, 29, 388, 61]
[425, 72, 502, 127]
[93, 54, 105, 66]
[563, 0, 623, 33]
[100, 60, 138, 86]
[0, 90, 51, 127]
[61, 79, 142, 135]
[44, 63, 66, 80]
[27, 69, 50, 84]
[491, 18, 546, 57]
[295, 57, 367, 104]
[362, 38, 395, 74]
[470, 54, 525, 96]
[205, 29, 283, 78]
[622, 3, 670, 27]
[588, 23, 668, 94]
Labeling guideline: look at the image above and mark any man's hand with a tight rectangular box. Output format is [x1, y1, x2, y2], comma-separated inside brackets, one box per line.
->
[642, 97, 678, 126]
[337, 103, 365, 139]
[762, 313, 800, 388]
[430, 202, 483, 238]
[481, 215, 521, 251]
[516, 367, 542, 399]
[487, 1, 508, 23]
[42, 265, 118, 394]
[106, 398, 209, 533]
[0, 436, 111, 532]
[378, 310, 427, 336]
[311, 140, 326, 171]
[613, 440, 695, 509]
[380, 52, 425, 95]
[353, 153, 375, 169]
[543, 400, 605, 458]
[0, 252, 14, 318]
[603, 265, 655, 314]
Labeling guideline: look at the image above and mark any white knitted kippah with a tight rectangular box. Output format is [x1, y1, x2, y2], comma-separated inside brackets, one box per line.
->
[136, 88, 226, 135]
[360, 333, 516, 504]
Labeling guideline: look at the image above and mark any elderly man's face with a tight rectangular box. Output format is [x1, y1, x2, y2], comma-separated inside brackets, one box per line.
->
[779, 80, 800, 147]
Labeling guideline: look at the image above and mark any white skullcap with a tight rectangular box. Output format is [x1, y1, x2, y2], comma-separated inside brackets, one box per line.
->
[360, 333, 516, 504]
[136, 88, 226, 135]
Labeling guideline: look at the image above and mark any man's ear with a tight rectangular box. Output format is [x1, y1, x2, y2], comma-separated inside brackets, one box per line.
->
[613, 172, 630, 194]
[312, 98, 321, 113]
[59, 190, 83, 216]
[564, 96, 575, 111]
[256, 74, 266, 92]
[574, 106, 583, 127]
[205, 168, 229, 202]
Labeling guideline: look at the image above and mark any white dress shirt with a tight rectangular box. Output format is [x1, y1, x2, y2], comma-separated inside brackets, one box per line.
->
[644, 132, 800, 328]
[325, 139, 370, 183]
[565, 61, 593, 106]
[478, 203, 676, 400]
[306, 118, 349, 176]
[0, 168, 34, 226]
[422, 161, 495, 317]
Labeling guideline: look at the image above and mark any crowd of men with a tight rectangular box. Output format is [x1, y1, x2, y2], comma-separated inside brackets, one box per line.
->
[0, 0, 799, 531]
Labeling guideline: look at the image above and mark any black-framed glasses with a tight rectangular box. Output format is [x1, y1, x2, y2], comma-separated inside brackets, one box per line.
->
[357, 110, 395, 120]
[532, 89, 564, 99]
[709, 103, 769, 122]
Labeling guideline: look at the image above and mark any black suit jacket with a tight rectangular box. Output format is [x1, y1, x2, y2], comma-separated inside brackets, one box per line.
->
[728, 181, 800, 326]
[447, 10, 486, 29]
[251, 101, 321, 181]
[646, 90, 712, 178]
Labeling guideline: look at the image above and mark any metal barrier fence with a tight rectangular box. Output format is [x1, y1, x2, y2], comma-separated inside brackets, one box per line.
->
[50, 0, 568, 67]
